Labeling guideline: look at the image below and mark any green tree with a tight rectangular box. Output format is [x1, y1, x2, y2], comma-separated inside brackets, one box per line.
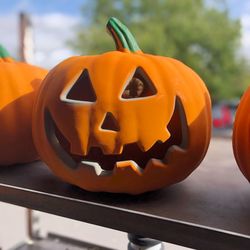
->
[70, 0, 249, 101]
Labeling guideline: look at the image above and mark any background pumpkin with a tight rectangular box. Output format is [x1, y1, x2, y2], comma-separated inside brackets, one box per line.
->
[32, 18, 211, 194]
[233, 86, 250, 182]
[0, 45, 48, 165]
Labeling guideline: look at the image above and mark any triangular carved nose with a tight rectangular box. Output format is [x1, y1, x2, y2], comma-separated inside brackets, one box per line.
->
[101, 112, 120, 132]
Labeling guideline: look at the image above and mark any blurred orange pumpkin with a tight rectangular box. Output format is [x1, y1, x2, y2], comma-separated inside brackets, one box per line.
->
[0, 45, 47, 165]
[32, 18, 211, 194]
[233, 86, 250, 182]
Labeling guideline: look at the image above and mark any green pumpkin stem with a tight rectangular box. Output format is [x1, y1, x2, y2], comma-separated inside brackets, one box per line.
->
[106, 17, 141, 53]
[0, 45, 11, 59]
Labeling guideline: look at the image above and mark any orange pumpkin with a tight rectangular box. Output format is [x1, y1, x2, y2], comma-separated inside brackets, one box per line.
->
[0, 45, 47, 165]
[32, 18, 211, 194]
[233, 86, 250, 182]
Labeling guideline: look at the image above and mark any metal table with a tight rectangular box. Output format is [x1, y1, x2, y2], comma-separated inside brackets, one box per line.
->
[0, 158, 249, 250]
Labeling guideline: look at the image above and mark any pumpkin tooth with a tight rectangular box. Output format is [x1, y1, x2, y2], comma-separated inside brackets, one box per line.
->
[80, 161, 113, 176]
[100, 145, 116, 155]
[137, 140, 156, 152]
[138, 130, 171, 152]
[164, 145, 186, 162]
[160, 130, 171, 143]
[98, 144, 123, 155]
[114, 145, 123, 154]
[144, 158, 166, 173]
[115, 160, 143, 174]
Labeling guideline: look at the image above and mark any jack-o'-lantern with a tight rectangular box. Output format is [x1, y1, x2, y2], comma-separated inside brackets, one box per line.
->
[0, 45, 47, 165]
[233, 87, 250, 182]
[32, 18, 211, 194]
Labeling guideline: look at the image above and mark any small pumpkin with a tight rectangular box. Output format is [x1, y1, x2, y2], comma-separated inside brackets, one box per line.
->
[0, 45, 47, 165]
[32, 18, 211, 194]
[233, 87, 250, 182]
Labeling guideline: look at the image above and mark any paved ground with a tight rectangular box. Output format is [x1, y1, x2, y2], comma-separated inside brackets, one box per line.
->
[0, 138, 238, 250]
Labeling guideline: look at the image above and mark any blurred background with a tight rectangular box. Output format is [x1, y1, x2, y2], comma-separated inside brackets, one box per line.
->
[0, 0, 249, 249]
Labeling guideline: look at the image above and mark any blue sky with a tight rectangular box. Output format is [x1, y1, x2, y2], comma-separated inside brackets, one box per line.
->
[223, 0, 249, 18]
[0, 0, 84, 15]
[0, 0, 247, 16]
[0, 0, 250, 68]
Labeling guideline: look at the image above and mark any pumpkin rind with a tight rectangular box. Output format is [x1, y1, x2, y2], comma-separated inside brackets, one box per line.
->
[233, 86, 250, 181]
[32, 18, 211, 194]
[0, 45, 48, 165]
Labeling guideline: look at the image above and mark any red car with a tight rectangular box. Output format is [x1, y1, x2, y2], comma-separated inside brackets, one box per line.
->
[212, 101, 238, 129]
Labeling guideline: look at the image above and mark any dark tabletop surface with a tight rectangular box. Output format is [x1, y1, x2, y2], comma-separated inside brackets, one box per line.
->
[0, 139, 249, 250]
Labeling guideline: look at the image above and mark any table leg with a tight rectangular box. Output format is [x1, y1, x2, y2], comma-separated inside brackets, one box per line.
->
[127, 234, 164, 250]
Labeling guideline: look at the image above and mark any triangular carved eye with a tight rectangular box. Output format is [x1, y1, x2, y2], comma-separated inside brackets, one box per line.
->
[65, 69, 97, 102]
[121, 67, 157, 99]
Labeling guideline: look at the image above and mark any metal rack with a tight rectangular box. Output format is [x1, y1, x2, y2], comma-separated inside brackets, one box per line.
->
[0, 160, 249, 250]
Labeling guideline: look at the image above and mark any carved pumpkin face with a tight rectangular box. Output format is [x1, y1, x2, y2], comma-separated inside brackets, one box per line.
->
[233, 87, 250, 182]
[33, 18, 211, 194]
[0, 45, 47, 165]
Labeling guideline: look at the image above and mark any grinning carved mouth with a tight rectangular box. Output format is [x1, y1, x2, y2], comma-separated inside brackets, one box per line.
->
[45, 97, 188, 176]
